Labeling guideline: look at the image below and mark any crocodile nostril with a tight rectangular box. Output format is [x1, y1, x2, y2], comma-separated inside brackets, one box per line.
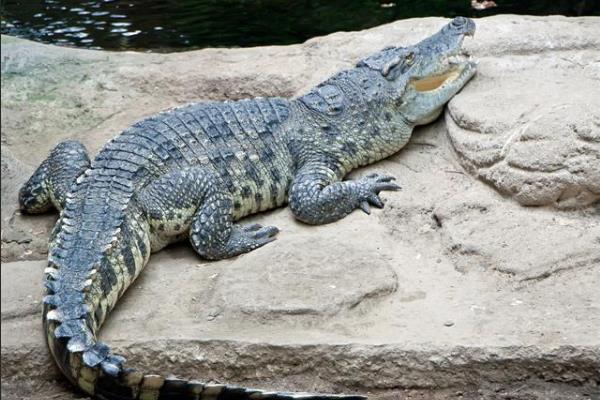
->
[446, 17, 476, 36]
[451, 16, 467, 27]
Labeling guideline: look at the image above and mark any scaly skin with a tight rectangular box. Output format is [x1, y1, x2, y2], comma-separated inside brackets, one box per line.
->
[20, 17, 477, 400]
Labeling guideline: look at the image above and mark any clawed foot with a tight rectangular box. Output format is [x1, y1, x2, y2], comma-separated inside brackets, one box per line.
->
[355, 173, 401, 214]
[231, 222, 280, 250]
[241, 223, 279, 240]
[192, 222, 280, 260]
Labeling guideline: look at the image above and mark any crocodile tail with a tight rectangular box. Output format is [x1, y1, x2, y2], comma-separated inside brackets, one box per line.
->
[43, 303, 366, 400]
[42, 189, 365, 399]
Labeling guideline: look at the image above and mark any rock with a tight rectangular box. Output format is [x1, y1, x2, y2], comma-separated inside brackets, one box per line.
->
[0, 261, 44, 321]
[0, 147, 56, 262]
[1, 15, 599, 399]
[0, 147, 30, 222]
[446, 52, 600, 208]
[1, 229, 32, 244]
[433, 186, 600, 280]
[201, 234, 397, 318]
[3, 258, 600, 391]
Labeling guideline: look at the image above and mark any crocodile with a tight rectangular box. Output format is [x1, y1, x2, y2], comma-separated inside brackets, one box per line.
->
[19, 17, 477, 400]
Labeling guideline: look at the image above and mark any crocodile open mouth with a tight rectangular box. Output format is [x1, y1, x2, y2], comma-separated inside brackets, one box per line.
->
[411, 52, 474, 92]
[411, 69, 462, 92]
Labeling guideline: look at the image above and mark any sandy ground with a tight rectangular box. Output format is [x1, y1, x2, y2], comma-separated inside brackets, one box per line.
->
[1, 15, 599, 399]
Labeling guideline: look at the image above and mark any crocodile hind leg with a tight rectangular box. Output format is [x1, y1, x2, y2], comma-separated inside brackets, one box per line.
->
[19, 140, 90, 213]
[289, 160, 401, 225]
[138, 167, 279, 260]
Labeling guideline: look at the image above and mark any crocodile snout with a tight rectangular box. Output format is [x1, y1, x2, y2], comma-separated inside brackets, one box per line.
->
[446, 16, 476, 36]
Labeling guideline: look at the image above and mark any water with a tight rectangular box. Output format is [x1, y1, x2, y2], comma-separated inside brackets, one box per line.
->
[1, 0, 598, 52]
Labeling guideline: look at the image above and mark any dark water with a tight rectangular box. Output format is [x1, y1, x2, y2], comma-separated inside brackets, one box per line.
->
[1, 0, 598, 52]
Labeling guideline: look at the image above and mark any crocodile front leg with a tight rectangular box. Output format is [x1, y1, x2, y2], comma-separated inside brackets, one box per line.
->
[19, 140, 90, 213]
[289, 160, 401, 225]
[138, 167, 279, 260]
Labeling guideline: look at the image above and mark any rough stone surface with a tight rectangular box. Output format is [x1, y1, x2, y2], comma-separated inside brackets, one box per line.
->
[0, 147, 30, 221]
[1, 15, 599, 400]
[0, 147, 56, 262]
[201, 234, 398, 318]
[446, 53, 600, 208]
[433, 187, 600, 279]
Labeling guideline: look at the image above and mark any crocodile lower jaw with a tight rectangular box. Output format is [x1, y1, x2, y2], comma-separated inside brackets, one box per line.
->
[411, 66, 460, 92]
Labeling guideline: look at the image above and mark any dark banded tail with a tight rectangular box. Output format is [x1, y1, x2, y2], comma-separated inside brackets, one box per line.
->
[44, 309, 366, 400]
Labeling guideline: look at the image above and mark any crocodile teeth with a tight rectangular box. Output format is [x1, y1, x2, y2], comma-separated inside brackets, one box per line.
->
[447, 55, 469, 65]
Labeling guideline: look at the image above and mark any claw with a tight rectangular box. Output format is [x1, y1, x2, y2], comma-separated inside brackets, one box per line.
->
[355, 172, 400, 215]
[365, 173, 396, 183]
[252, 226, 279, 239]
[368, 194, 384, 208]
[243, 223, 263, 232]
[376, 175, 396, 183]
[359, 201, 371, 214]
[374, 182, 402, 192]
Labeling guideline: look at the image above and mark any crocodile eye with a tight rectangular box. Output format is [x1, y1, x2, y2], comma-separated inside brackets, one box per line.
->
[406, 52, 415, 65]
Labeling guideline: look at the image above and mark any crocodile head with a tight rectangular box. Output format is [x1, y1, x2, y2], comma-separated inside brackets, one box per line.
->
[358, 17, 477, 125]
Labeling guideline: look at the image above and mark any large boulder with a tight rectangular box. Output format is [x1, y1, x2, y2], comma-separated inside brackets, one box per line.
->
[1, 15, 599, 399]
[446, 50, 600, 208]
